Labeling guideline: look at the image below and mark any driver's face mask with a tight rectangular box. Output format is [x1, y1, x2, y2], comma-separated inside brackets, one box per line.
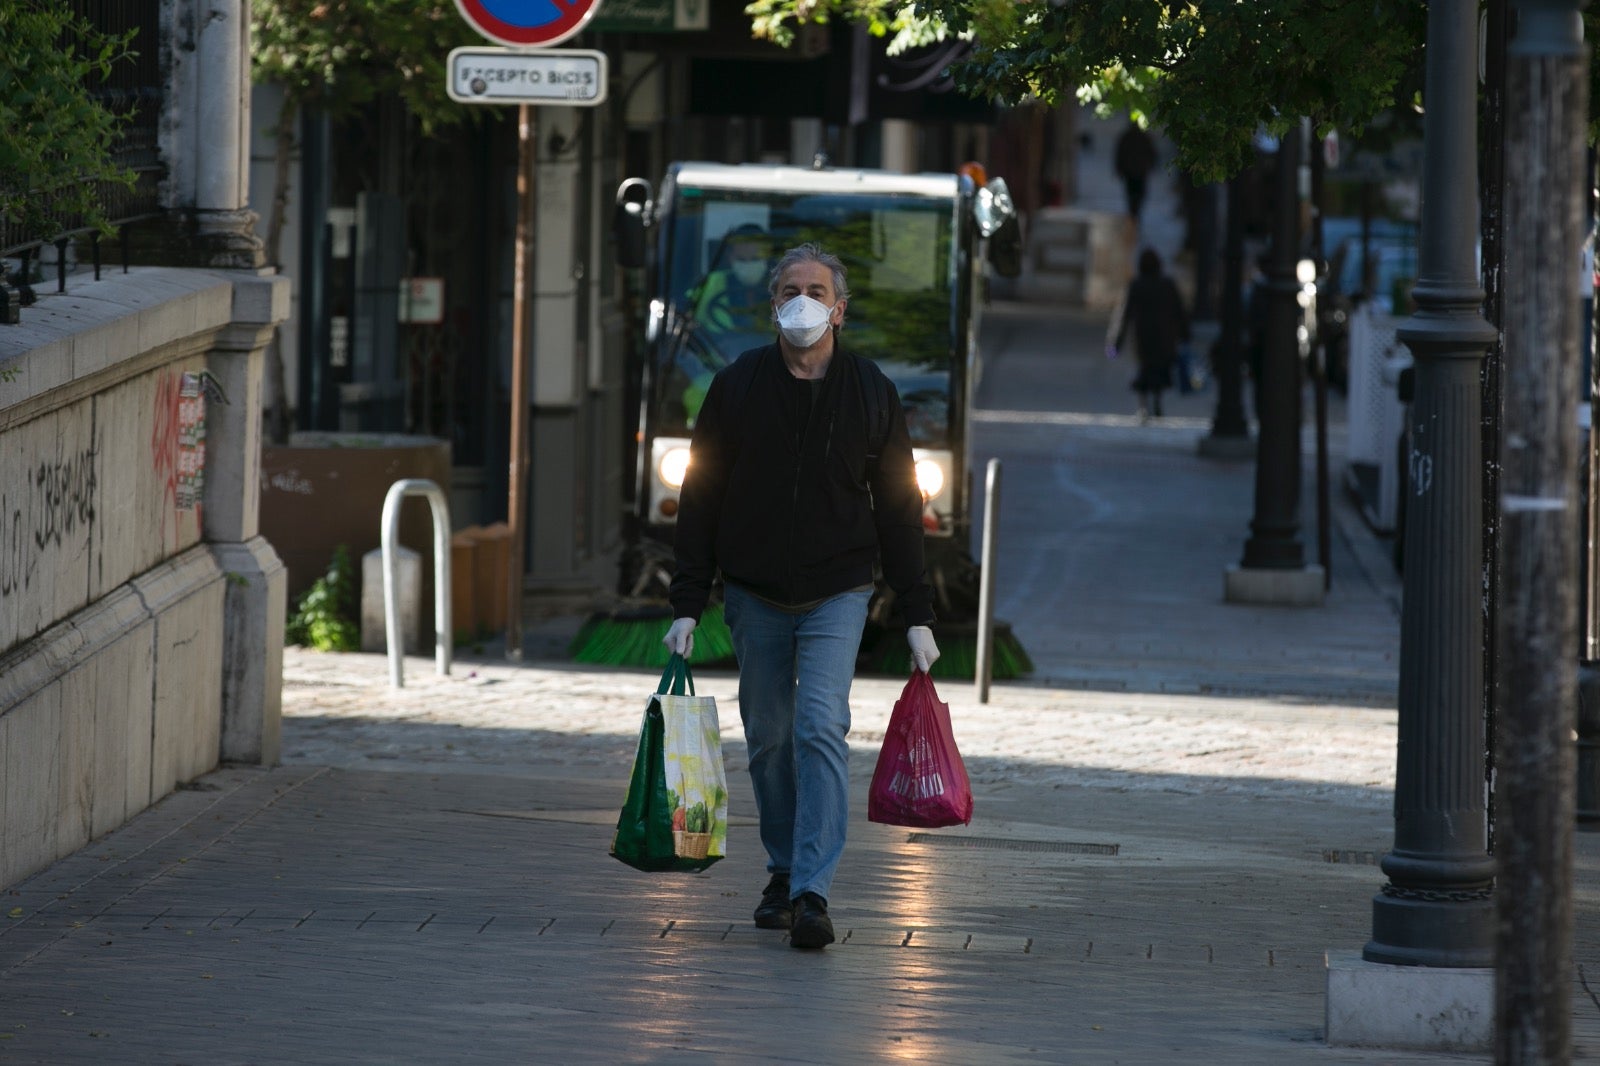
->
[775, 294, 836, 348]
[730, 259, 767, 288]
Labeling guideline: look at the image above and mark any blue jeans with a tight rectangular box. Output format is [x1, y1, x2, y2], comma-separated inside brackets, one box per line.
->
[722, 583, 871, 903]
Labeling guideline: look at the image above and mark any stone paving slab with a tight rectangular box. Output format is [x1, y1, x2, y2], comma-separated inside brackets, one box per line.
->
[3, 756, 1594, 1064]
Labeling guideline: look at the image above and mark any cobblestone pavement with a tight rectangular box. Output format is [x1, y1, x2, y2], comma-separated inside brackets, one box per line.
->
[281, 647, 1402, 809]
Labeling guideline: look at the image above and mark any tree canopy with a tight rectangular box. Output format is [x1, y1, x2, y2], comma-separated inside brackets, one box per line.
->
[0, 3, 135, 243]
[745, 0, 1429, 182]
[250, 0, 480, 133]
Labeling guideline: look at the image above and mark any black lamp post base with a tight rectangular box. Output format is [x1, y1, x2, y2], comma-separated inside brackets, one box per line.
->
[1223, 563, 1325, 606]
[1197, 433, 1255, 461]
[1364, 892, 1495, 969]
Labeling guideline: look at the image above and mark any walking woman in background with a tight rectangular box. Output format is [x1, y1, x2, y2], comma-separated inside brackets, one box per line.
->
[1108, 248, 1190, 421]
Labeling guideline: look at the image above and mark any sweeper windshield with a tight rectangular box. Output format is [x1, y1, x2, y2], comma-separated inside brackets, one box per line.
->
[652, 185, 957, 445]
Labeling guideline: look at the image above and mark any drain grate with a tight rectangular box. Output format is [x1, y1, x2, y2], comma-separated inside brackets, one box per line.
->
[1322, 849, 1382, 865]
[906, 833, 1119, 856]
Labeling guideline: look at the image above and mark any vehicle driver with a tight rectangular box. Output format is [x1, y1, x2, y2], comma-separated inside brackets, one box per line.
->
[678, 224, 773, 425]
[692, 223, 772, 335]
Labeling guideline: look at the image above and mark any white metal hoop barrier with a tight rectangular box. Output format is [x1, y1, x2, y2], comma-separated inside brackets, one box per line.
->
[974, 458, 1001, 704]
[381, 479, 453, 688]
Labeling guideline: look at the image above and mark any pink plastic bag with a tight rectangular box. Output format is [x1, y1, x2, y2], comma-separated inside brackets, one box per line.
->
[867, 670, 973, 828]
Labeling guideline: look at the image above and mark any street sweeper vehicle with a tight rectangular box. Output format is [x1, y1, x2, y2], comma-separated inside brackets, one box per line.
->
[571, 159, 1029, 678]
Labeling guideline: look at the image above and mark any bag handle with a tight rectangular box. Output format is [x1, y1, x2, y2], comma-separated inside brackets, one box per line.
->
[657, 653, 696, 696]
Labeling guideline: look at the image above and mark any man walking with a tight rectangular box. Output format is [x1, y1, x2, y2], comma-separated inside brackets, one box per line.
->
[663, 243, 939, 949]
[1114, 122, 1158, 224]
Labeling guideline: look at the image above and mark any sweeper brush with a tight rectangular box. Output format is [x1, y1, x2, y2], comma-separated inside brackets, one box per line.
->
[856, 546, 1034, 681]
[569, 601, 736, 669]
[863, 620, 1034, 681]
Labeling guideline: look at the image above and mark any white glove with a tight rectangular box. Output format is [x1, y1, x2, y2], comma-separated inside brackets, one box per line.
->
[663, 617, 697, 659]
[907, 626, 939, 673]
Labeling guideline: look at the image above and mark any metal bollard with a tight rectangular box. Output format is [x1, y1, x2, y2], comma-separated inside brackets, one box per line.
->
[381, 478, 453, 688]
[974, 458, 1001, 704]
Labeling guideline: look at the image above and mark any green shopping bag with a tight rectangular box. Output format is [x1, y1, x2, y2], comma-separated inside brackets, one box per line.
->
[610, 654, 728, 872]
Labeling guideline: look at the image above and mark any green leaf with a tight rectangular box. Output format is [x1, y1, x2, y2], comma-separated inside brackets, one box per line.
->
[0, 4, 137, 238]
[251, 1, 482, 135]
[286, 544, 361, 652]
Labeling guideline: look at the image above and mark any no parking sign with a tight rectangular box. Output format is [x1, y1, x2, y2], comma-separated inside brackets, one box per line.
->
[453, 0, 603, 48]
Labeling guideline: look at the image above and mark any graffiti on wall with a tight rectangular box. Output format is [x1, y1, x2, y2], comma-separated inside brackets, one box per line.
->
[0, 434, 99, 600]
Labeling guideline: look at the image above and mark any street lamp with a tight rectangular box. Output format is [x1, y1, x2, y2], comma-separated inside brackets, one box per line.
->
[1364, 0, 1497, 973]
[1223, 124, 1325, 605]
[1239, 123, 1308, 572]
[1198, 177, 1253, 457]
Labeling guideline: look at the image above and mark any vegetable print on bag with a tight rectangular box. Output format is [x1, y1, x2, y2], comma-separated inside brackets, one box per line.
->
[611, 655, 730, 872]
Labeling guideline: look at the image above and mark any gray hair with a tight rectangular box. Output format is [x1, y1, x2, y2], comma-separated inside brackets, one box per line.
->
[769, 243, 850, 303]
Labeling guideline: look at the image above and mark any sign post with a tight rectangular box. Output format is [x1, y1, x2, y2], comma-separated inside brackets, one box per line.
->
[505, 102, 536, 663]
[451, 0, 605, 662]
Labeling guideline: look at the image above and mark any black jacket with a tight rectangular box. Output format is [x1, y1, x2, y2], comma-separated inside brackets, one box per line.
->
[668, 343, 934, 627]
[1114, 271, 1190, 391]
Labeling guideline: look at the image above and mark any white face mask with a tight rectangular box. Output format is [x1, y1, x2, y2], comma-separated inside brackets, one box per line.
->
[776, 294, 835, 348]
[730, 259, 767, 287]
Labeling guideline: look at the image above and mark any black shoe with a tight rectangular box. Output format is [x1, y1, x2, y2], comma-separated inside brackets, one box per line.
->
[753, 873, 793, 929]
[789, 892, 835, 949]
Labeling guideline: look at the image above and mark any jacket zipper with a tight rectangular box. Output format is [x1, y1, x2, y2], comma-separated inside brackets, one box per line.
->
[786, 367, 840, 603]
[787, 387, 807, 601]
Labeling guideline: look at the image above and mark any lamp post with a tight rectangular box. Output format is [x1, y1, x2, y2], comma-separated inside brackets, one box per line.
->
[1364, 0, 1497, 970]
[1223, 126, 1324, 604]
[1239, 124, 1307, 571]
[1199, 176, 1253, 457]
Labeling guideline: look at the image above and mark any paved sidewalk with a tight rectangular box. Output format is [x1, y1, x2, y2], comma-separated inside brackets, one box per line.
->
[3, 297, 1599, 1063]
[6, 640, 1596, 1064]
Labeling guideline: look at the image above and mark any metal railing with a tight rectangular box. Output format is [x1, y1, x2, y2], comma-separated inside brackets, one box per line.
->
[1, 0, 165, 307]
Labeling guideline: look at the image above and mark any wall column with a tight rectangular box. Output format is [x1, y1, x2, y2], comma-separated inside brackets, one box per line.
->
[206, 272, 291, 764]
[163, 0, 264, 268]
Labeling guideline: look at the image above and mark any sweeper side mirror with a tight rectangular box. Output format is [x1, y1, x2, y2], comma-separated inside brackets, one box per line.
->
[975, 177, 1023, 279]
[614, 178, 653, 270]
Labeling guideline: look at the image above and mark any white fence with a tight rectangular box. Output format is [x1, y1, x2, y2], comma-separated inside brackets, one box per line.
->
[1344, 304, 1413, 534]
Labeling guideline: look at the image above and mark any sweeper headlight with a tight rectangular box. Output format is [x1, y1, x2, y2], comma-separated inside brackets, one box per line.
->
[648, 436, 693, 525]
[657, 446, 691, 490]
[911, 448, 954, 538]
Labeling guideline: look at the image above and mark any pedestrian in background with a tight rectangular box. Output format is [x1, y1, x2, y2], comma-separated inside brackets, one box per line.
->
[1114, 122, 1158, 224]
[663, 243, 939, 950]
[1109, 248, 1190, 420]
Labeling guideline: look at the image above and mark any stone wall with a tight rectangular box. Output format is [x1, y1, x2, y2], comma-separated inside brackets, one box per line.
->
[0, 267, 287, 889]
